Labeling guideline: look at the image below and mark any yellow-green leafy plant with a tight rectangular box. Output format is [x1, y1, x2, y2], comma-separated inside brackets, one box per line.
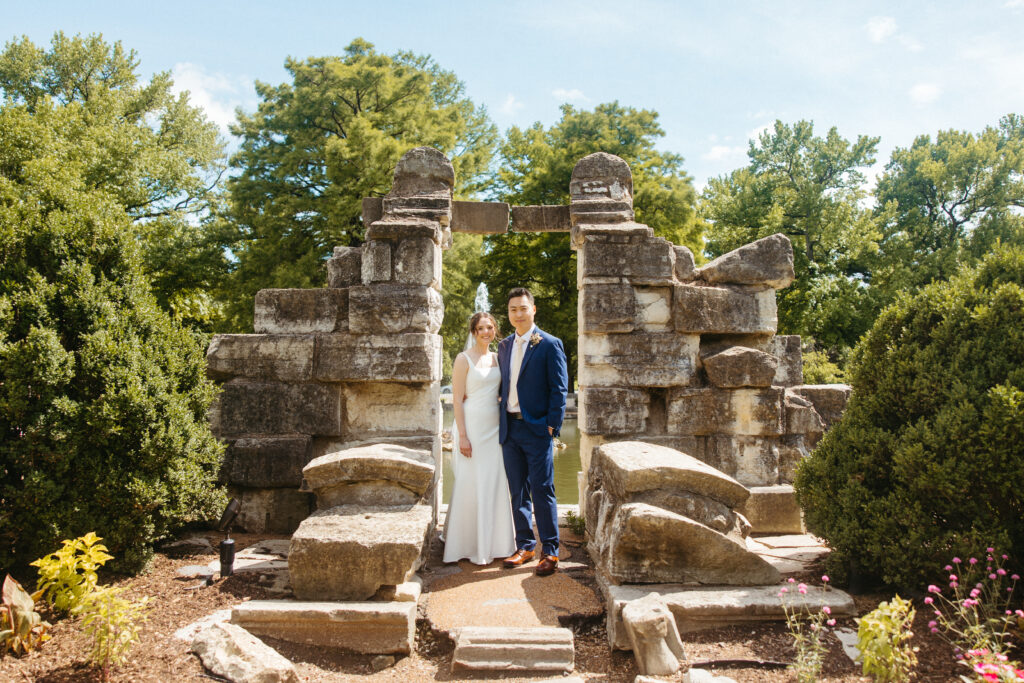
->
[856, 594, 918, 681]
[1, 574, 51, 656]
[31, 532, 113, 614]
[565, 509, 586, 537]
[78, 586, 148, 682]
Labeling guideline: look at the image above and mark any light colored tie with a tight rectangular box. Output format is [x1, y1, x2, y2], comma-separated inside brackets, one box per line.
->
[507, 337, 526, 412]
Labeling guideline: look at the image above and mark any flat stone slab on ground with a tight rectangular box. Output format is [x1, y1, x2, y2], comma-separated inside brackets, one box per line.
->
[604, 582, 855, 648]
[175, 608, 233, 642]
[231, 600, 416, 654]
[192, 621, 298, 683]
[754, 533, 827, 549]
[452, 626, 574, 672]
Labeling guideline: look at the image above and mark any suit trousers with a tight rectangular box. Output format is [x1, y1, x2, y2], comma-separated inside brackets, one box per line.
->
[502, 418, 560, 557]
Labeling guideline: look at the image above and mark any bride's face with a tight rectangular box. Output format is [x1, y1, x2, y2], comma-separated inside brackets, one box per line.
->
[474, 318, 496, 345]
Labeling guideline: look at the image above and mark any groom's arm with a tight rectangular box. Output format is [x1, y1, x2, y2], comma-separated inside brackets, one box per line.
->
[545, 337, 569, 437]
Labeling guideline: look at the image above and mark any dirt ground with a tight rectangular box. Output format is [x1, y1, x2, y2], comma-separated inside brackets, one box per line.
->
[0, 529, 1003, 682]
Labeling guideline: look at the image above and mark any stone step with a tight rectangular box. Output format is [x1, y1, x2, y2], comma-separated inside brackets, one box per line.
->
[301, 443, 435, 507]
[603, 581, 855, 649]
[739, 485, 803, 534]
[452, 626, 574, 672]
[289, 504, 432, 600]
[231, 600, 415, 654]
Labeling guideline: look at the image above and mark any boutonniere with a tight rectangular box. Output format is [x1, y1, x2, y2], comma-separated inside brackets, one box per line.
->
[529, 333, 542, 347]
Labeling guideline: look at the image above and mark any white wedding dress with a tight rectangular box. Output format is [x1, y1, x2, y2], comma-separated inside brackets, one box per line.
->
[443, 355, 516, 564]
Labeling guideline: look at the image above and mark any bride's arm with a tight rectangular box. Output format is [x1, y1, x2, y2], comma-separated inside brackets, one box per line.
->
[451, 353, 472, 458]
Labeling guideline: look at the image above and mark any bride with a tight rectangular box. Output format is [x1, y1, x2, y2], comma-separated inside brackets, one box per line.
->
[443, 312, 516, 564]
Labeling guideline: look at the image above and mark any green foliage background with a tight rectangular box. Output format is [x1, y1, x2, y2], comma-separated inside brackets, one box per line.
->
[794, 247, 1024, 588]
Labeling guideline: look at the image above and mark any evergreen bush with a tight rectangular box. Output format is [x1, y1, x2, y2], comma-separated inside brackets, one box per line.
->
[794, 247, 1024, 588]
[0, 159, 226, 574]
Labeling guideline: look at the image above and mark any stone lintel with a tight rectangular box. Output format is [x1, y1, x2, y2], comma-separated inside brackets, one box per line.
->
[452, 200, 510, 234]
[509, 205, 571, 232]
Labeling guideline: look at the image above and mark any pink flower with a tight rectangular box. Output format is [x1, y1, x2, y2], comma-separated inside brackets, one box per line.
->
[924, 597, 934, 605]
[953, 557, 962, 564]
[1012, 574, 1020, 580]
[1002, 554, 1009, 560]
[970, 557, 978, 565]
[928, 620, 937, 628]
[1015, 609, 1024, 617]
[987, 547, 995, 553]
[951, 581, 959, 589]
[971, 588, 981, 598]
[945, 564, 953, 571]
[928, 584, 941, 593]
[930, 627, 938, 633]
[997, 568, 1007, 576]
[827, 618, 836, 626]
[822, 606, 831, 615]
[821, 575, 829, 583]
[950, 574, 958, 581]
[779, 588, 788, 595]
[990, 573, 998, 580]
[798, 583, 808, 594]
[935, 610, 942, 617]
[788, 577, 796, 583]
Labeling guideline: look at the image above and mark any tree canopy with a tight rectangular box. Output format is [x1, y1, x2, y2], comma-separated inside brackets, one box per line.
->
[0, 32, 227, 329]
[220, 39, 497, 332]
[701, 120, 881, 353]
[480, 102, 704, 385]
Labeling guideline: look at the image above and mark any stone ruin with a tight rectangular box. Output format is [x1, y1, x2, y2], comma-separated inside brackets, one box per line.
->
[204, 146, 855, 668]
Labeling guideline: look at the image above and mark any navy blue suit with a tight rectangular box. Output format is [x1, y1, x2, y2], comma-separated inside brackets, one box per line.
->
[498, 327, 568, 557]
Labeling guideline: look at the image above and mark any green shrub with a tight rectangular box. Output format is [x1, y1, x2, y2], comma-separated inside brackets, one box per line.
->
[802, 348, 846, 384]
[856, 595, 917, 682]
[30, 532, 112, 614]
[795, 247, 1024, 588]
[0, 147, 226, 574]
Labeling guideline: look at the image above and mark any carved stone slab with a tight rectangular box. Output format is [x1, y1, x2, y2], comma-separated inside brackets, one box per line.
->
[254, 289, 348, 334]
[452, 627, 575, 672]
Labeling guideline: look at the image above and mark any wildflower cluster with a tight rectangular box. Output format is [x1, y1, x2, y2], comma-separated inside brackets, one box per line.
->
[924, 548, 1022, 677]
[779, 575, 834, 682]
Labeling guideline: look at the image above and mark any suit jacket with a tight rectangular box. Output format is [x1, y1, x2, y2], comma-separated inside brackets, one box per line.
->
[498, 327, 569, 443]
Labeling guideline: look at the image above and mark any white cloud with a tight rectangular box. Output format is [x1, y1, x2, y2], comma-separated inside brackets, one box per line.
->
[552, 88, 588, 102]
[748, 124, 772, 142]
[1004, 0, 1024, 7]
[701, 145, 746, 163]
[909, 82, 942, 104]
[170, 63, 254, 132]
[866, 16, 898, 43]
[499, 94, 524, 116]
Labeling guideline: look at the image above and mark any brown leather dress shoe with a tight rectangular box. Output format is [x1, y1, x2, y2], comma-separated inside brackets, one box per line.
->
[535, 554, 558, 576]
[502, 549, 536, 568]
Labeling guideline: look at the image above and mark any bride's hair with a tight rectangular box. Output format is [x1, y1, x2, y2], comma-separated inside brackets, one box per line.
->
[469, 311, 499, 337]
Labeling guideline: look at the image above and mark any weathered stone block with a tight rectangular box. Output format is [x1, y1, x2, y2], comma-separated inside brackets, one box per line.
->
[328, 247, 362, 288]
[342, 382, 440, 438]
[222, 436, 312, 488]
[674, 246, 696, 282]
[254, 289, 348, 334]
[701, 346, 778, 388]
[580, 283, 636, 333]
[389, 146, 454, 198]
[789, 384, 851, 429]
[592, 441, 749, 508]
[510, 204, 571, 232]
[784, 390, 826, 435]
[674, 284, 777, 335]
[191, 622, 299, 683]
[635, 435, 705, 462]
[579, 332, 698, 387]
[232, 487, 314, 534]
[451, 200, 509, 234]
[703, 435, 779, 487]
[315, 334, 441, 382]
[635, 287, 672, 331]
[768, 335, 803, 386]
[571, 221, 654, 249]
[621, 596, 684, 676]
[597, 503, 779, 585]
[394, 237, 441, 289]
[452, 627, 575, 672]
[362, 196, 384, 225]
[366, 217, 445, 243]
[739, 485, 803, 534]
[579, 387, 649, 436]
[778, 435, 810, 483]
[288, 504, 432, 600]
[699, 234, 795, 289]
[605, 583, 855, 645]
[579, 237, 673, 283]
[570, 153, 633, 225]
[207, 335, 315, 382]
[232, 600, 416, 654]
[667, 387, 784, 436]
[210, 380, 342, 437]
[348, 284, 443, 334]
[361, 241, 392, 283]
[302, 443, 435, 508]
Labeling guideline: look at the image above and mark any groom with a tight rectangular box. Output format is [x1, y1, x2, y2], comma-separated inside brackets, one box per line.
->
[498, 287, 569, 576]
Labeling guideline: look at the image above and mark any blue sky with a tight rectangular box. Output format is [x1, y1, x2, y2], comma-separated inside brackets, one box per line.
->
[6, 0, 1024, 190]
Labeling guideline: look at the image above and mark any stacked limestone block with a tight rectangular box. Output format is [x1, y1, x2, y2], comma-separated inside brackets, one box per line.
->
[570, 152, 849, 534]
[207, 147, 448, 535]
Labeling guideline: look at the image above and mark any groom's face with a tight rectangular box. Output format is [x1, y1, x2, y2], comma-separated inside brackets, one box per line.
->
[507, 295, 536, 336]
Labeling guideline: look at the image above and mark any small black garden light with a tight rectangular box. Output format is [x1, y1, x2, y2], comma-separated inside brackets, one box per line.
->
[216, 498, 241, 577]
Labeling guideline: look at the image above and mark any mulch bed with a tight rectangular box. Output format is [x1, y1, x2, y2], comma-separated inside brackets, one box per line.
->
[0, 530, 1001, 681]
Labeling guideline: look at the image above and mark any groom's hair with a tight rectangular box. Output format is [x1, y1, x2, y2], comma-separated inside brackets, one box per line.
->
[507, 287, 534, 304]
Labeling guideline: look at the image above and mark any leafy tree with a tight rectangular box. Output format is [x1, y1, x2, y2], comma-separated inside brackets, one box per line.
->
[794, 247, 1024, 589]
[482, 102, 704, 385]
[221, 39, 497, 332]
[0, 32, 227, 329]
[701, 120, 881, 353]
[871, 115, 1024, 310]
[440, 232, 486, 381]
[0, 37, 226, 574]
